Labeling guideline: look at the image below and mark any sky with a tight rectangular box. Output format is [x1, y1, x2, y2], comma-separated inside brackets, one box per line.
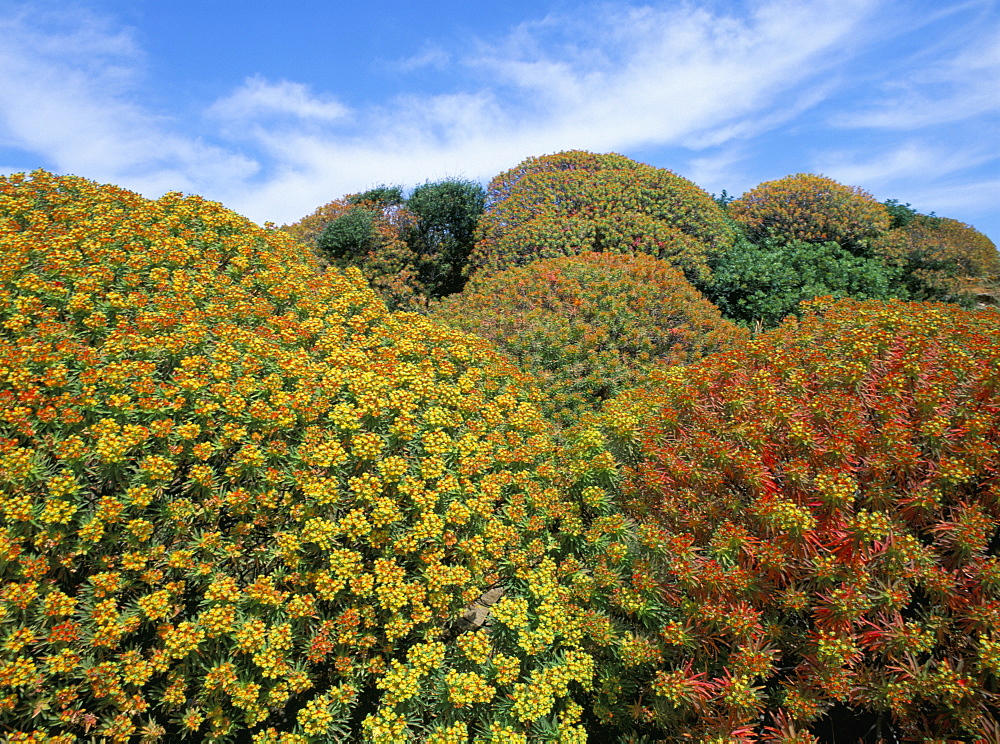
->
[1, 0, 997, 241]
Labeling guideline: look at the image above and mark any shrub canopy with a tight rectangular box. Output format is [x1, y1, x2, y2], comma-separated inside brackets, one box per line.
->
[431, 252, 748, 428]
[597, 297, 1000, 740]
[467, 151, 736, 282]
[873, 215, 1000, 301]
[730, 174, 892, 252]
[699, 236, 900, 328]
[0, 170, 646, 742]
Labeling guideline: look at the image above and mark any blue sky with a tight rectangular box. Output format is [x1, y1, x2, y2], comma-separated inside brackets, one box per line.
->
[1, 0, 997, 242]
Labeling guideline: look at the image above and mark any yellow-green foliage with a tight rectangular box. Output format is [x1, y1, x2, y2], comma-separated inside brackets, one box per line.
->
[467, 151, 736, 282]
[730, 173, 892, 249]
[0, 171, 635, 742]
[874, 215, 1000, 298]
[431, 252, 748, 428]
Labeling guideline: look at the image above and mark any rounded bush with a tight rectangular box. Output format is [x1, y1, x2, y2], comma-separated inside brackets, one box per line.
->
[730, 174, 892, 251]
[874, 215, 1000, 301]
[597, 297, 1000, 740]
[700, 236, 900, 328]
[430, 252, 749, 428]
[467, 151, 736, 282]
[0, 171, 640, 742]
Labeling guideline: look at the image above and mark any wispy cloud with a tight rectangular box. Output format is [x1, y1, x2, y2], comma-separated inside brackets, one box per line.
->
[207, 77, 350, 125]
[818, 140, 996, 187]
[831, 18, 1000, 130]
[0, 6, 256, 195]
[1, 0, 994, 240]
[391, 43, 452, 73]
[210, 0, 883, 221]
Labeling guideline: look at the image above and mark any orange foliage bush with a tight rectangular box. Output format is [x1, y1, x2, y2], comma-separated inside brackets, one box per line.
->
[730, 174, 892, 250]
[467, 151, 736, 282]
[430, 252, 748, 428]
[597, 297, 1000, 740]
[281, 196, 428, 311]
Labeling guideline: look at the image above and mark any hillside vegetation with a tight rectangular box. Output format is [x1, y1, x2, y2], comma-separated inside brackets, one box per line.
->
[1, 155, 999, 742]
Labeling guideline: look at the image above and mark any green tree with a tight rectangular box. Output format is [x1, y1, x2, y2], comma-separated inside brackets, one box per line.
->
[405, 178, 486, 297]
[347, 183, 404, 207]
[316, 206, 378, 262]
[698, 235, 900, 328]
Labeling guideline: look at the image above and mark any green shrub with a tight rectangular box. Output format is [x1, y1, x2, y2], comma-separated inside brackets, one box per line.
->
[699, 235, 901, 328]
[430, 252, 749, 428]
[406, 179, 486, 298]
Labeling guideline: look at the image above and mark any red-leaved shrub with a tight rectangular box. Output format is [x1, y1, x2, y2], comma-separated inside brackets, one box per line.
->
[596, 297, 1000, 739]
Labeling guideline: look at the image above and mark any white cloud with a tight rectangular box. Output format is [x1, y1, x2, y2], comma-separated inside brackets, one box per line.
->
[207, 76, 350, 124]
[215, 0, 883, 222]
[392, 43, 452, 73]
[900, 178, 1000, 219]
[11, 0, 991, 232]
[817, 140, 996, 187]
[0, 7, 258, 198]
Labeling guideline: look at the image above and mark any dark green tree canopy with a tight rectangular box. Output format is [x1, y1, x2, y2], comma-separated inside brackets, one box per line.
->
[405, 178, 486, 297]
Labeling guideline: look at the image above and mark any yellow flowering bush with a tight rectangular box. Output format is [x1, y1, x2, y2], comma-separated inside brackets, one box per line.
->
[0, 171, 646, 741]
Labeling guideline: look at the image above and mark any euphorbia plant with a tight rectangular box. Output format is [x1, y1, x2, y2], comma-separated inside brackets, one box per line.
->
[467, 150, 736, 282]
[598, 297, 1000, 740]
[0, 171, 641, 743]
[430, 252, 748, 428]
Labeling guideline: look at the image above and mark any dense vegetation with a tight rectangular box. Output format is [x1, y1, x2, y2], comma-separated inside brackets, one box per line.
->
[1, 152, 998, 742]
[429, 252, 748, 427]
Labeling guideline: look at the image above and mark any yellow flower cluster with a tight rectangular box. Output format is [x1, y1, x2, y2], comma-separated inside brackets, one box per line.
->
[0, 170, 636, 740]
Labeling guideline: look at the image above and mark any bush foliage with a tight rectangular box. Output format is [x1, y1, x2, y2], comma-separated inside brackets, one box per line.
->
[282, 180, 486, 310]
[873, 215, 1000, 302]
[699, 236, 900, 328]
[0, 170, 654, 743]
[730, 173, 892, 252]
[598, 297, 1000, 740]
[431, 252, 748, 428]
[2, 156, 998, 742]
[467, 150, 736, 282]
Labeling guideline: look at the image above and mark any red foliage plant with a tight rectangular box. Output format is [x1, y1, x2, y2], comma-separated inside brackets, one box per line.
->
[430, 252, 749, 428]
[467, 150, 736, 282]
[598, 297, 1000, 739]
[730, 174, 892, 250]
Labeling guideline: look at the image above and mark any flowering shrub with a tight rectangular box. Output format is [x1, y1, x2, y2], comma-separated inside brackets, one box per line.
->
[431, 252, 748, 428]
[730, 174, 892, 252]
[597, 297, 1000, 740]
[467, 151, 736, 282]
[281, 195, 428, 311]
[873, 215, 1000, 301]
[0, 170, 644, 742]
